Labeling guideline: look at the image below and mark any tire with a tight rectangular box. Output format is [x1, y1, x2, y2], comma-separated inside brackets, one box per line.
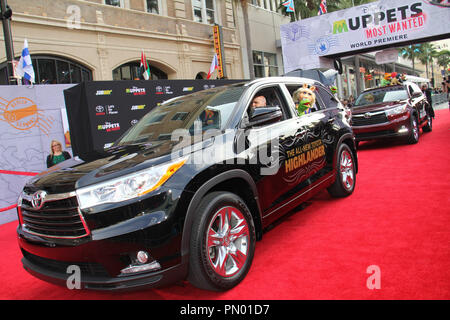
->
[188, 191, 256, 291]
[327, 143, 356, 198]
[423, 111, 432, 133]
[406, 114, 419, 144]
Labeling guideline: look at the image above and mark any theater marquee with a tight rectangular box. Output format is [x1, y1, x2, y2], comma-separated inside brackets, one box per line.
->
[280, 0, 450, 72]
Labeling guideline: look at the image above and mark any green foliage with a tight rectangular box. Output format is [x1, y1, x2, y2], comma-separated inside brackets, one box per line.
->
[436, 50, 450, 69]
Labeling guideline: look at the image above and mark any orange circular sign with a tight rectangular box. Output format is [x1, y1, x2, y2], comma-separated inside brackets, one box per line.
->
[3, 97, 38, 131]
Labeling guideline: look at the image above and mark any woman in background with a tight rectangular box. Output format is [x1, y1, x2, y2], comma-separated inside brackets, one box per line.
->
[46, 140, 71, 168]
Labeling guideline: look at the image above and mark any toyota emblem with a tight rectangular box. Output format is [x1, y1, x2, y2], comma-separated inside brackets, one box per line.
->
[364, 112, 371, 119]
[31, 191, 47, 209]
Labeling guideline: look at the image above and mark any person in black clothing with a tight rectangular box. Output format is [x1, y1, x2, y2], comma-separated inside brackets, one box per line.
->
[421, 84, 435, 118]
[46, 139, 71, 168]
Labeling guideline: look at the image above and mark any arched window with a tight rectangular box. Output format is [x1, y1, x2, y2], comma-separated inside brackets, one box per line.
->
[0, 55, 92, 85]
[195, 72, 206, 79]
[112, 62, 167, 80]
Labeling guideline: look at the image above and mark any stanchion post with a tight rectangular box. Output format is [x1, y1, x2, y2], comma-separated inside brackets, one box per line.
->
[1, 0, 17, 85]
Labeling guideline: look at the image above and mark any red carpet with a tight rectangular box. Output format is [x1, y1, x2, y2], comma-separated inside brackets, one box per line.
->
[1, 109, 449, 300]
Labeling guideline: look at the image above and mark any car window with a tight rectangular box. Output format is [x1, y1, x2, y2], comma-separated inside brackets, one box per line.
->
[247, 85, 291, 121]
[354, 87, 408, 107]
[285, 84, 321, 115]
[116, 85, 246, 145]
[409, 83, 423, 96]
[315, 85, 338, 110]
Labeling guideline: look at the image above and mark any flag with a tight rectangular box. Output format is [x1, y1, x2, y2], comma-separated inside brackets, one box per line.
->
[15, 39, 35, 83]
[318, 0, 327, 15]
[282, 0, 295, 13]
[207, 53, 219, 80]
[140, 50, 151, 80]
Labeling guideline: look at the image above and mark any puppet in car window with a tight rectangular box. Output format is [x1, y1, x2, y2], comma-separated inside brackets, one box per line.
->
[293, 84, 316, 115]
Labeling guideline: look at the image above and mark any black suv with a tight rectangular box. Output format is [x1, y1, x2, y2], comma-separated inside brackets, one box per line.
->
[17, 77, 357, 291]
[351, 82, 433, 145]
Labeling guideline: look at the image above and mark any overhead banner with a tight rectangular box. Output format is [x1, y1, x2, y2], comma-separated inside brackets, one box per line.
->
[281, 0, 450, 72]
[213, 24, 226, 78]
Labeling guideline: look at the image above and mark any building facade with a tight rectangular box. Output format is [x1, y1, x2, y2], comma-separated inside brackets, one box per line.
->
[236, 1, 290, 79]
[0, 0, 291, 85]
[0, 0, 247, 84]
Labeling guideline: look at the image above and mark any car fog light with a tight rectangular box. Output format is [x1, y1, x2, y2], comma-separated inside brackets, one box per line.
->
[398, 126, 408, 134]
[120, 261, 161, 275]
[137, 251, 149, 264]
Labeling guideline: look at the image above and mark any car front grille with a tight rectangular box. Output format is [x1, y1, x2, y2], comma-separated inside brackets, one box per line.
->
[352, 112, 388, 126]
[19, 191, 90, 239]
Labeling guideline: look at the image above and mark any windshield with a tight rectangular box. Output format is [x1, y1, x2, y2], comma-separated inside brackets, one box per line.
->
[354, 87, 408, 107]
[116, 84, 246, 145]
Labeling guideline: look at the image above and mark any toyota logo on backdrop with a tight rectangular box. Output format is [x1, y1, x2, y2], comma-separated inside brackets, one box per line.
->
[31, 191, 47, 209]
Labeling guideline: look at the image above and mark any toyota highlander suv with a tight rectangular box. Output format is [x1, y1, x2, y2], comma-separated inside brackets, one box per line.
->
[351, 82, 433, 145]
[17, 77, 357, 291]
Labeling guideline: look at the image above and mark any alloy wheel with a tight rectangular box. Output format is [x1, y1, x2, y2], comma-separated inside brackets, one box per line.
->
[340, 150, 354, 191]
[412, 118, 419, 141]
[206, 206, 250, 277]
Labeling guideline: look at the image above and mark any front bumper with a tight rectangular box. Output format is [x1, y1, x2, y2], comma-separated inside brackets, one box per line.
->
[352, 113, 410, 142]
[20, 247, 187, 291]
[17, 187, 188, 291]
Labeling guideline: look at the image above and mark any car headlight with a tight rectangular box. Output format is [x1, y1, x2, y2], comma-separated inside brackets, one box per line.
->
[385, 105, 407, 117]
[76, 157, 187, 210]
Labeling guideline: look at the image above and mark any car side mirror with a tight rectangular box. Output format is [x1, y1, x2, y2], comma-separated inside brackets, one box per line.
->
[248, 106, 282, 127]
[412, 91, 422, 98]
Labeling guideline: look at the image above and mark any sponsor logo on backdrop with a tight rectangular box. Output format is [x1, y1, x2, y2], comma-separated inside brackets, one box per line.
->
[130, 119, 139, 126]
[95, 105, 104, 114]
[165, 86, 173, 94]
[155, 86, 173, 95]
[97, 122, 120, 132]
[106, 105, 118, 115]
[183, 87, 194, 92]
[96, 90, 112, 96]
[0, 96, 54, 135]
[95, 105, 118, 116]
[131, 104, 146, 111]
[126, 87, 146, 96]
[104, 143, 114, 148]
